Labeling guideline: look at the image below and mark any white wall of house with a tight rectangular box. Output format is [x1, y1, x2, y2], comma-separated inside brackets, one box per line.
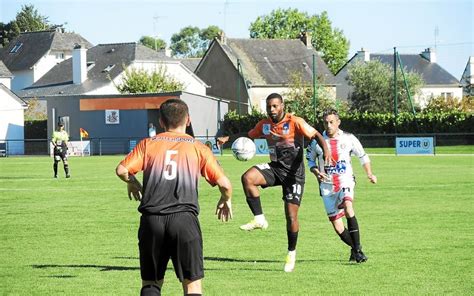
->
[0, 88, 26, 154]
[11, 70, 34, 92]
[249, 87, 289, 113]
[249, 85, 337, 113]
[131, 61, 208, 96]
[0, 77, 11, 89]
[10, 52, 70, 92]
[34, 52, 70, 83]
[417, 86, 463, 108]
[86, 83, 121, 95]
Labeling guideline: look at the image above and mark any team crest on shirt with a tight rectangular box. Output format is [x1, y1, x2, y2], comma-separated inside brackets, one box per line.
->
[282, 122, 290, 135]
[263, 124, 271, 135]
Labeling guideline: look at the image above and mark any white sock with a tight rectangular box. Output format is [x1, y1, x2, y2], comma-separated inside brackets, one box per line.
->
[288, 250, 296, 256]
[254, 214, 266, 224]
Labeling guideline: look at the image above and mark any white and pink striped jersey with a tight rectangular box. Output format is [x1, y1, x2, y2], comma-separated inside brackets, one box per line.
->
[306, 130, 370, 191]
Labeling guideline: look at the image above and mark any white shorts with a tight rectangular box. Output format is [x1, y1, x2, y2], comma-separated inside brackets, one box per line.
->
[320, 182, 355, 221]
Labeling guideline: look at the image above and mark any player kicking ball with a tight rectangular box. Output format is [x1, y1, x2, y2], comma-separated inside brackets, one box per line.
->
[239, 93, 329, 272]
[306, 109, 377, 263]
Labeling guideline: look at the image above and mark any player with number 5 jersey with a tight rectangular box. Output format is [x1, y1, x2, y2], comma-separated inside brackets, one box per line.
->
[116, 99, 232, 296]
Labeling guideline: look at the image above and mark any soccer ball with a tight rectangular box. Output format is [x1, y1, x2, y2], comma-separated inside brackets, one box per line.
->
[231, 137, 256, 161]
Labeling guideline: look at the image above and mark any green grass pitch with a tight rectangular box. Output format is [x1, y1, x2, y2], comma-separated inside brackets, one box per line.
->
[0, 150, 473, 295]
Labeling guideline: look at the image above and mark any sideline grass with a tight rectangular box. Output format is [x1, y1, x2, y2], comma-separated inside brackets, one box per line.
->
[0, 152, 473, 295]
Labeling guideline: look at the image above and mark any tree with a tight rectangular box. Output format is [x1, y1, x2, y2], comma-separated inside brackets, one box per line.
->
[115, 66, 184, 94]
[139, 36, 166, 51]
[424, 95, 474, 113]
[170, 25, 221, 58]
[284, 72, 349, 125]
[347, 60, 424, 113]
[1, 4, 52, 47]
[24, 97, 47, 121]
[249, 8, 349, 74]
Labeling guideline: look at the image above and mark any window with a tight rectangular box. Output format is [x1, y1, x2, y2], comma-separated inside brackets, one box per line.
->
[102, 64, 115, 73]
[9, 43, 23, 53]
[87, 62, 95, 71]
[55, 52, 65, 59]
[441, 92, 453, 99]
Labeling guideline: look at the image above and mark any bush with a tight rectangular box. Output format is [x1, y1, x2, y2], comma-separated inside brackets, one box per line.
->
[222, 110, 474, 135]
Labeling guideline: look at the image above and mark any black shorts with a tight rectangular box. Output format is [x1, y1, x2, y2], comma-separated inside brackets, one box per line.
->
[254, 162, 305, 206]
[138, 212, 203, 282]
[53, 147, 67, 161]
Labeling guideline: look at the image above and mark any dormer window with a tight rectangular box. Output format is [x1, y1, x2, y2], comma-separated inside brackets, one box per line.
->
[87, 62, 95, 71]
[10, 43, 23, 53]
[55, 52, 65, 59]
[102, 64, 115, 72]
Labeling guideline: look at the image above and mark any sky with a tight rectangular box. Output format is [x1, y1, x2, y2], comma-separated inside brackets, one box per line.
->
[1, 0, 472, 78]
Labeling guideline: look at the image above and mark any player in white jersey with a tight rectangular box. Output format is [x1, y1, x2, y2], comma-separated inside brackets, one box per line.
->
[306, 109, 377, 263]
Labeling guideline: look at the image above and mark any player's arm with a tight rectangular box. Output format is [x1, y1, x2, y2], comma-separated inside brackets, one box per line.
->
[312, 130, 331, 165]
[215, 175, 233, 222]
[51, 134, 57, 147]
[306, 140, 328, 182]
[351, 135, 377, 184]
[199, 145, 233, 222]
[296, 117, 331, 165]
[116, 164, 143, 201]
[115, 140, 146, 201]
[247, 120, 264, 140]
[362, 162, 377, 184]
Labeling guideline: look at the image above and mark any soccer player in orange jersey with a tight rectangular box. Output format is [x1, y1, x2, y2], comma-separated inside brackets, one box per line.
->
[240, 93, 330, 272]
[116, 99, 232, 296]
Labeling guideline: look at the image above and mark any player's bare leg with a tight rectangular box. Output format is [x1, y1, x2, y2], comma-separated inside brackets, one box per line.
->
[183, 279, 202, 295]
[284, 202, 299, 272]
[240, 167, 268, 230]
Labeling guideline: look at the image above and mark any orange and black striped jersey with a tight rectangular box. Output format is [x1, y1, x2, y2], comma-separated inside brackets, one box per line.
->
[249, 113, 317, 174]
[120, 131, 225, 215]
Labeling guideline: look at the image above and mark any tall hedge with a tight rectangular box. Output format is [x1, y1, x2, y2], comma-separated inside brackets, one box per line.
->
[222, 110, 474, 135]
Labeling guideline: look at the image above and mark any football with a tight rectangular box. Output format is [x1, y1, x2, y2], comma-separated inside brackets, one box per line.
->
[231, 137, 256, 161]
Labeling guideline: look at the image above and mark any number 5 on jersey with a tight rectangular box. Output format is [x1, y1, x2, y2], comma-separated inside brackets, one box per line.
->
[164, 150, 178, 180]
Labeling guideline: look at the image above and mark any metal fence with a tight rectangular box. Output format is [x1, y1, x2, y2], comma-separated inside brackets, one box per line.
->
[1, 133, 473, 156]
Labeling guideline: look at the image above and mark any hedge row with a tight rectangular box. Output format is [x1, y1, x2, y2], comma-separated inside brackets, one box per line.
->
[222, 111, 474, 135]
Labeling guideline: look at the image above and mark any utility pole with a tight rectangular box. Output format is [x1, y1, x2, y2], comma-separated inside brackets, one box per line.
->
[393, 47, 398, 134]
[312, 54, 318, 112]
[153, 15, 165, 51]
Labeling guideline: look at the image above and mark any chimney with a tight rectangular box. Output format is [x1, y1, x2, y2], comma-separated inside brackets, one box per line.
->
[469, 56, 474, 84]
[421, 48, 436, 63]
[300, 32, 312, 49]
[357, 48, 370, 62]
[219, 31, 226, 45]
[73, 44, 87, 84]
[165, 46, 172, 57]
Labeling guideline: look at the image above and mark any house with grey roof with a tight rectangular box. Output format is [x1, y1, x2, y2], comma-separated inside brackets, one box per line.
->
[0, 61, 27, 155]
[0, 28, 93, 92]
[179, 58, 202, 73]
[195, 34, 336, 114]
[460, 56, 473, 96]
[17, 42, 209, 99]
[0, 60, 13, 89]
[335, 48, 463, 108]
